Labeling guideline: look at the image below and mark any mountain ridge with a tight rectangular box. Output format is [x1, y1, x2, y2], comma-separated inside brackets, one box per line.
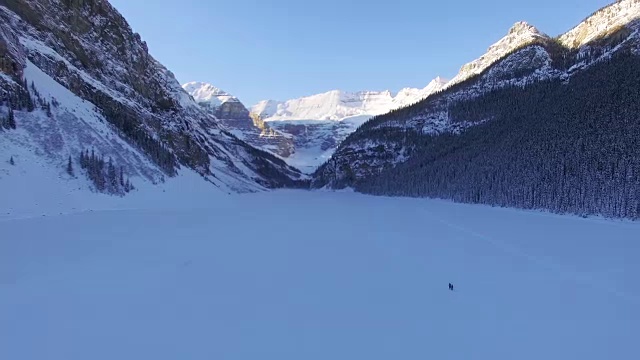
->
[184, 78, 448, 173]
[312, 0, 640, 219]
[251, 77, 449, 121]
[0, 0, 305, 195]
[182, 81, 296, 159]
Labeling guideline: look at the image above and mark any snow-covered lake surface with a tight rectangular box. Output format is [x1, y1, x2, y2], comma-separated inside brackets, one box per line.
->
[1, 184, 639, 360]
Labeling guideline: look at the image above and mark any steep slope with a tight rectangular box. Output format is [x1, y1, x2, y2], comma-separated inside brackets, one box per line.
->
[0, 0, 304, 195]
[248, 78, 447, 172]
[447, 22, 551, 86]
[183, 82, 295, 158]
[314, 0, 640, 219]
[559, 0, 640, 48]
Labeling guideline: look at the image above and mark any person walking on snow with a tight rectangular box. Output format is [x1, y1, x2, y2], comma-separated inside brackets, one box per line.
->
[449, 283, 454, 291]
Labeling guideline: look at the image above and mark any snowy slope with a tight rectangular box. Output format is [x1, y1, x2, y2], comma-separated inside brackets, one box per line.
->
[0, 0, 304, 195]
[560, 0, 640, 48]
[447, 22, 550, 87]
[0, 59, 167, 190]
[393, 77, 449, 108]
[2, 189, 639, 360]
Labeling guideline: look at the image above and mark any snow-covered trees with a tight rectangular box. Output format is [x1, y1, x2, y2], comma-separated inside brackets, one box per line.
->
[66, 156, 74, 177]
[1, 75, 52, 130]
[1, 107, 15, 129]
[79, 150, 134, 195]
[100, 106, 178, 176]
[326, 50, 640, 220]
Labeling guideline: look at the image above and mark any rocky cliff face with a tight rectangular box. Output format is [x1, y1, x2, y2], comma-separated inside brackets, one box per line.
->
[185, 79, 447, 173]
[183, 81, 295, 159]
[264, 117, 369, 173]
[0, 0, 304, 193]
[559, 0, 640, 48]
[313, 0, 640, 192]
[245, 78, 448, 172]
[447, 22, 550, 87]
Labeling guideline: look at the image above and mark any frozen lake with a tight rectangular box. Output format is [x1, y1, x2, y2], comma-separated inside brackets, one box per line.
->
[1, 189, 639, 360]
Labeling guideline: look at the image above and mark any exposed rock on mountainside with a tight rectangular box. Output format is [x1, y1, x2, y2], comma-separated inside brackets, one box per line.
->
[185, 78, 447, 173]
[247, 78, 448, 172]
[0, 0, 305, 194]
[183, 82, 294, 158]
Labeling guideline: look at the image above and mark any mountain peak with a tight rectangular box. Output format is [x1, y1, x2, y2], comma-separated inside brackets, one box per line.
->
[183, 81, 227, 96]
[429, 76, 449, 87]
[182, 82, 239, 107]
[508, 21, 542, 35]
[447, 21, 549, 87]
[251, 79, 447, 121]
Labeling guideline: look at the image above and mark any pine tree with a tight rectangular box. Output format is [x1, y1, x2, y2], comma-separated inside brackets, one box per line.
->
[80, 151, 86, 169]
[97, 156, 106, 191]
[108, 158, 117, 191]
[9, 156, 14, 165]
[2, 109, 14, 129]
[8, 107, 16, 129]
[66, 156, 74, 177]
[21, 78, 34, 112]
[7, 108, 18, 130]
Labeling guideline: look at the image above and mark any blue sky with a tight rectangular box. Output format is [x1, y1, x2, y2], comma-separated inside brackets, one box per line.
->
[110, 0, 612, 106]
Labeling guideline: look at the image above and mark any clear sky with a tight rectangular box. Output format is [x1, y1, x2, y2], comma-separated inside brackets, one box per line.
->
[109, 0, 612, 106]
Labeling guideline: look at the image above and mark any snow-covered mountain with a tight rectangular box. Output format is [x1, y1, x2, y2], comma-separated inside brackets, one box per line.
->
[313, 0, 640, 219]
[444, 0, 640, 89]
[252, 77, 448, 121]
[182, 82, 239, 108]
[242, 78, 448, 172]
[447, 22, 550, 87]
[0, 0, 305, 197]
[182, 82, 294, 158]
[559, 0, 640, 48]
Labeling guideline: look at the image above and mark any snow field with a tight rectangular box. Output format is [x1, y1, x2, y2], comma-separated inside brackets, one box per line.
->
[1, 187, 639, 360]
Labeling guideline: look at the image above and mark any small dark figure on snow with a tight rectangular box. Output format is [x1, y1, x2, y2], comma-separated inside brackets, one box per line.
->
[448, 283, 454, 291]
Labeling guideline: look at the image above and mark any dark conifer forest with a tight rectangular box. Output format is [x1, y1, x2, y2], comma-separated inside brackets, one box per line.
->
[353, 51, 640, 219]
